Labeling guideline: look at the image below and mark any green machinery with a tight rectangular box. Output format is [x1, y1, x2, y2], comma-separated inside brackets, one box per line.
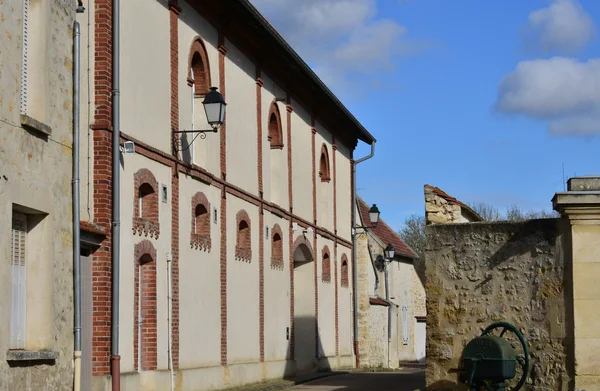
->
[461, 322, 530, 391]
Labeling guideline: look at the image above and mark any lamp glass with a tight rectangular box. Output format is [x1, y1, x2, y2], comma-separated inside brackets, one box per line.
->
[369, 204, 380, 227]
[202, 87, 226, 128]
[384, 244, 395, 259]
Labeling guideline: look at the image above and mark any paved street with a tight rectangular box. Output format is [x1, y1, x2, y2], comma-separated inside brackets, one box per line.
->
[288, 369, 425, 391]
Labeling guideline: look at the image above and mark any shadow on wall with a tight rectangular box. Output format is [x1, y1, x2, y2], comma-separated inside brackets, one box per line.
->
[427, 380, 464, 391]
[282, 315, 332, 380]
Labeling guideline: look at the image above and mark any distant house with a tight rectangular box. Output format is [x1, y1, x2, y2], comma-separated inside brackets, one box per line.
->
[424, 185, 482, 225]
[355, 197, 426, 366]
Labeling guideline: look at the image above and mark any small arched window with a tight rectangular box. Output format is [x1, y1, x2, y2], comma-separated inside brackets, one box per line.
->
[188, 38, 211, 96]
[322, 246, 331, 282]
[133, 168, 160, 238]
[319, 144, 331, 182]
[191, 192, 211, 251]
[134, 240, 158, 371]
[271, 224, 284, 270]
[268, 103, 284, 149]
[235, 210, 252, 262]
[341, 255, 349, 287]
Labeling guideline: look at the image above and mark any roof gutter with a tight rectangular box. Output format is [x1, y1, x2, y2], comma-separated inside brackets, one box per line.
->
[237, 0, 376, 144]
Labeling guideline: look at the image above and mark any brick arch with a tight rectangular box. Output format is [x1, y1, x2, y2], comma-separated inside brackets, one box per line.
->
[340, 254, 349, 287]
[271, 223, 284, 270]
[292, 234, 315, 263]
[319, 144, 331, 182]
[322, 245, 331, 283]
[235, 210, 252, 262]
[187, 37, 212, 96]
[191, 192, 211, 251]
[268, 102, 284, 149]
[133, 168, 160, 238]
[133, 240, 157, 371]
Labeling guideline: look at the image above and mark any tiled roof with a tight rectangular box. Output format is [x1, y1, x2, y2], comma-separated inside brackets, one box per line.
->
[357, 197, 418, 259]
[424, 184, 483, 221]
[369, 297, 390, 307]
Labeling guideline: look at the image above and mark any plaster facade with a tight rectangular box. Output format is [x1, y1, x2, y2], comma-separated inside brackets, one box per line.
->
[77, 1, 368, 390]
[0, 0, 76, 389]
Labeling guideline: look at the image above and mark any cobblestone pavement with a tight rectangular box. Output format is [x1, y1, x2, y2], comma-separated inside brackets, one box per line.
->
[288, 369, 425, 391]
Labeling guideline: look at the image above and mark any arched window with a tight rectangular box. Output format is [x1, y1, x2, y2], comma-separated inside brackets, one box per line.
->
[134, 240, 158, 371]
[133, 169, 159, 238]
[191, 192, 211, 251]
[235, 210, 252, 262]
[271, 224, 284, 270]
[322, 246, 331, 282]
[268, 103, 284, 149]
[341, 254, 349, 287]
[188, 38, 211, 96]
[319, 144, 331, 182]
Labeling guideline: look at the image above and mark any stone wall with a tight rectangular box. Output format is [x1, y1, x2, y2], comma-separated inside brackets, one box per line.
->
[0, 0, 75, 390]
[425, 219, 573, 391]
[367, 305, 389, 367]
[425, 185, 482, 225]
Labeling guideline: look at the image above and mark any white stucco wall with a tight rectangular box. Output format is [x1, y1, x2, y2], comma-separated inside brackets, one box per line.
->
[178, 3, 221, 175]
[317, 237, 336, 358]
[338, 249, 353, 356]
[261, 77, 289, 210]
[227, 197, 260, 364]
[263, 214, 291, 362]
[336, 145, 352, 242]
[224, 41, 259, 196]
[120, 0, 171, 153]
[314, 123, 334, 233]
[119, 155, 173, 372]
[367, 305, 388, 367]
[290, 100, 313, 222]
[178, 177, 222, 369]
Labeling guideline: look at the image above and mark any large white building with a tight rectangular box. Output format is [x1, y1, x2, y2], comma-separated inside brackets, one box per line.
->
[75, 0, 376, 390]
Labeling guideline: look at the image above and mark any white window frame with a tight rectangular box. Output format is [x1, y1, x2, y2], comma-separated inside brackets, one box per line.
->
[20, 0, 30, 115]
[402, 305, 409, 345]
[10, 212, 28, 349]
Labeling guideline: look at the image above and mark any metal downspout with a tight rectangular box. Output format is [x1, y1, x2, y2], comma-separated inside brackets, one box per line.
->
[384, 260, 391, 368]
[73, 20, 82, 391]
[111, 0, 121, 389]
[351, 141, 375, 368]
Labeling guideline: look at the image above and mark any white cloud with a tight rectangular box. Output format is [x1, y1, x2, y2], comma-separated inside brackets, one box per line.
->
[249, 0, 419, 97]
[524, 0, 595, 53]
[495, 57, 600, 136]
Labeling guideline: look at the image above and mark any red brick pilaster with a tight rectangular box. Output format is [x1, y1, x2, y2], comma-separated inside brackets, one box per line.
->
[218, 32, 228, 366]
[332, 139, 339, 356]
[314, 231, 318, 358]
[133, 240, 158, 371]
[91, 0, 113, 376]
[169, 1, 181, 368]
[334, 244, 339, 356]
[256, 68, 265, 362]
[288, 223, 294, 361]
[286, 95, 293, 212]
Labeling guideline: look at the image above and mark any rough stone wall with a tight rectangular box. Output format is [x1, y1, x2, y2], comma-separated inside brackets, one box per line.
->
[0, 1, 75, 390]
[367, 305, 388, 368]
[425, 188, 467, 225]
[425, 219, 573, 391]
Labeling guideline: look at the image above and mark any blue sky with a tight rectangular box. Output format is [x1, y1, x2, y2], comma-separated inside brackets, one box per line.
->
[250, 0, 600, 231]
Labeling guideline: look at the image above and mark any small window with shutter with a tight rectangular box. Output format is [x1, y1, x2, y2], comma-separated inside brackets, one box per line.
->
[11, 212, 27, 349]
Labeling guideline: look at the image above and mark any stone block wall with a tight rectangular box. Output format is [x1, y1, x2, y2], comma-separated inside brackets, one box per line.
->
[425, 219, 574, 391]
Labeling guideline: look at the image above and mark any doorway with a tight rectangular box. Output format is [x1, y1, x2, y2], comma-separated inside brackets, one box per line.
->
[293, 243, 316, 373]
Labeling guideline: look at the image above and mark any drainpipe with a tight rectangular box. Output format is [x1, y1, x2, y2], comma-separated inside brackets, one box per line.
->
[111, 0, 121, 389]
[73, 20, 82, 391]
[351, 141, 375, 368]
[167, 254, 175, 391]
[384, 259, 391, 368]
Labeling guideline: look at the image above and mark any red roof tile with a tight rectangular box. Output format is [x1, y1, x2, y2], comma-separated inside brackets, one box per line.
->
[357, 197, 418, 259]
[369, 297, 390, 306]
